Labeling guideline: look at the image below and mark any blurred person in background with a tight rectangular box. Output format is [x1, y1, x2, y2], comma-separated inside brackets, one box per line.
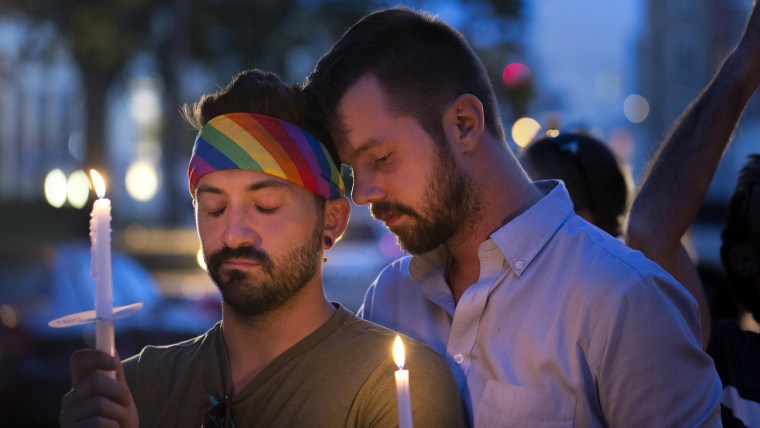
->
[625, 2, 760, 426]
[304, 6, 721, 426]
[59, 68, 463, 427]
[518, 132, 632, 238]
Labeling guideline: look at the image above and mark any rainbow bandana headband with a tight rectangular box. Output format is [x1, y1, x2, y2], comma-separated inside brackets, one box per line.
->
[188, 113, 344, 199]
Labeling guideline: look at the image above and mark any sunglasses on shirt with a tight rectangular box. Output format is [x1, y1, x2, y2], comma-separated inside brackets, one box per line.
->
[202, 394, 234, 428]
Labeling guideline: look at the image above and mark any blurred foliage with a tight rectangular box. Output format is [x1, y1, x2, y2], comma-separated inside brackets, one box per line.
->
[0, 0, 525, 222]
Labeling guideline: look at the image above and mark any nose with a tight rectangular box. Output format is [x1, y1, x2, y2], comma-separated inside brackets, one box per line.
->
[350, 172, 385, 206]
[221, 205, 257, 249]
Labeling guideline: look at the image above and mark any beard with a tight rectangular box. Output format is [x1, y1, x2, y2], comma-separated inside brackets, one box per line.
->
[205, 217, 323, 319]
[370, 139, 480, 254]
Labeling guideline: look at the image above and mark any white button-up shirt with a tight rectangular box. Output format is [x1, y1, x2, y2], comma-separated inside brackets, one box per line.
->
[358, 180, 721, 427]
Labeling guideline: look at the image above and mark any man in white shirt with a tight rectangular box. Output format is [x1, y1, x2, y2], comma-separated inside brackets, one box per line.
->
[304, 6, 721, 426]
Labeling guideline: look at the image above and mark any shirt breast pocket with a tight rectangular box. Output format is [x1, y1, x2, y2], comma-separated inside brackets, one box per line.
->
[474, 380, 576, 427]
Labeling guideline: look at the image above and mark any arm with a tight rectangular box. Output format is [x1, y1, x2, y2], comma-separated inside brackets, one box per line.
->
[625, 1, 760, 344]
[59, 349, 139, 427]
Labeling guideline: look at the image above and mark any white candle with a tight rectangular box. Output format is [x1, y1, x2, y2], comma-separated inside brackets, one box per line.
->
[393, 335, 413, 428]
[89, 170, 115, 362]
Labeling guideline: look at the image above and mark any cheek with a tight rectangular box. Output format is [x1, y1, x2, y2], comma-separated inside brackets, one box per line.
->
[195, 217, 224, 248]
[262, 211, 316, 241]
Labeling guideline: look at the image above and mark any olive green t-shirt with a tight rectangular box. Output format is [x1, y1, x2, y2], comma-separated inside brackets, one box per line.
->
[123, 305, 464, 427]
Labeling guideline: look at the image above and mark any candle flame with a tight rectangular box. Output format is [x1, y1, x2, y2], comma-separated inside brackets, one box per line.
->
[393, 335, 406, 370]
[90, 169, 106, 198]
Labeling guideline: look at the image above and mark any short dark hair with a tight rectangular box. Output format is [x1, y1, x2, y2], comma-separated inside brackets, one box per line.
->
[720, 154, 760, 322]
[182, 68, 336, 206]
[520, 133, 630, 236]
[303, 6, 505, 155]
[182, 68, 338, 167]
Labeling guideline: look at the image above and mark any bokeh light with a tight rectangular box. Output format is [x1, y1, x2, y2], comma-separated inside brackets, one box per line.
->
[67, 169, 90, 209]
[196, 248, 207, 271]
[379, 231, 405, 259]
[0, 304, 18, 328]
[125, 160, 159, 202]
[129, 79, 161, 126]
[511, 117, 542, 148]
[44, 169, 68, 208]
[545, 129, 560, 138]
[502, 63, 532, 88]
[623, 94, 650, 123]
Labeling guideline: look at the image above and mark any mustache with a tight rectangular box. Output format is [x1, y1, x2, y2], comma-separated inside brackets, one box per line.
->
[370, 201, 418, 221]
[207, 245, 272, 272]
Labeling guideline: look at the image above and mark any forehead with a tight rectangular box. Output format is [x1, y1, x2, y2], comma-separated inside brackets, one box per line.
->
[335, 75, 431, 162]
[335, 77, 391, 144]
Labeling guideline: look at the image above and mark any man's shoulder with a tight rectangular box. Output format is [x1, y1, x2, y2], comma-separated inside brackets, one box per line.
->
[123, 323, 219, 373]
[561, 216, 674, 281]
[337, 307, 407, 345]
[336, 309, 444, 363]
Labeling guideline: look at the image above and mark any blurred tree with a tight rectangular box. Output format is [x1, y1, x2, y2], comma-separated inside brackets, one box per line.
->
[0, 0, 524, 224]
[0, 0, 156, 173]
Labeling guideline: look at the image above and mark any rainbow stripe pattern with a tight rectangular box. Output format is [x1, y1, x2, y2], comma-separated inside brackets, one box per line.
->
[188, 113, 344, 199]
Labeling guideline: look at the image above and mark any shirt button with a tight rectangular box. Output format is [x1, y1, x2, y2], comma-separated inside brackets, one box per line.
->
[454, 353, 464, 365]
[515, 260, 525, 270]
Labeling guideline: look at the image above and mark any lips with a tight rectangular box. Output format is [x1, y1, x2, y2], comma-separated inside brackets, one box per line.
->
[222, 258, 262, 270]
[382, 213, 403, 228]
[371, 202, 415, 229]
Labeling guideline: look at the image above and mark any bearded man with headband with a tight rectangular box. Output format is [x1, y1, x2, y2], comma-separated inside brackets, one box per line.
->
[59, 69, 464, 428]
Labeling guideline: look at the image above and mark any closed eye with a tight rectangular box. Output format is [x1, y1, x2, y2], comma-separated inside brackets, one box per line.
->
[209, 207, 225, 218]
[374, 153, 391, 164]
[256, 205, 279, 215]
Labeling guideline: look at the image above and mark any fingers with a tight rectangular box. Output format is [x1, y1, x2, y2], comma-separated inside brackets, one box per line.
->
[69, 349, 118, 386]
[60, 349, 136, 427]
[60, 394, 129, 427]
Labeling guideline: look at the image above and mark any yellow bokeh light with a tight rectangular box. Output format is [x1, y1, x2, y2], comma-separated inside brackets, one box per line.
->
[511, 117, 542, 148]
[67, 170, 90, 209]
[125, 160, 159, 202]
[545, 129, 560, 138]
[44, 169, 68, 208]
[196, 248, 207, 271]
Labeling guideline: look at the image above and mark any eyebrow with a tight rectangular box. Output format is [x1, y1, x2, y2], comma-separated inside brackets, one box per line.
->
[349, 138, 386, 160]
[195, 178, 292, 196]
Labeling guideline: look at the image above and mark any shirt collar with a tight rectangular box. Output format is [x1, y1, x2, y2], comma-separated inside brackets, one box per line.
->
[409, 179, 574, 280]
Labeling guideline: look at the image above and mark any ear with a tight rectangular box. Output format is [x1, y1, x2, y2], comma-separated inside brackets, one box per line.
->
[322, 197, 351, 248]
[442, 94, 485, 154]
[729, 243, 760, 276]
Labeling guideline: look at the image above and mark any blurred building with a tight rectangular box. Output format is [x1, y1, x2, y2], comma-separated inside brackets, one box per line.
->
[0, 27, 83, 200]
[638, 0, 760, 202]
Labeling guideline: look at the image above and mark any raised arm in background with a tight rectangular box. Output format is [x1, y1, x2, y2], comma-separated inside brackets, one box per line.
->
[625, 1, 760, 346]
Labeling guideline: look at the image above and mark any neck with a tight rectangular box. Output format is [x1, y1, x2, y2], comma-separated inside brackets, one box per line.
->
[446, 143, 542, 303]
[220, 280, 335, 392]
